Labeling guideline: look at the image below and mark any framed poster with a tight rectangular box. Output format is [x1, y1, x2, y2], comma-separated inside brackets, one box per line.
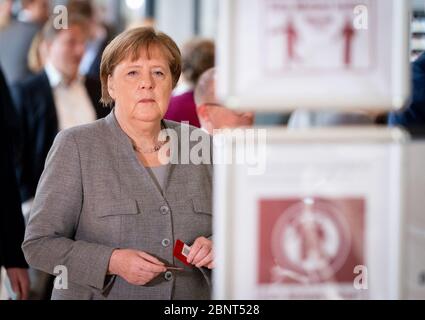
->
[217, 0, 410, 111]
[212, 127, 408, 299]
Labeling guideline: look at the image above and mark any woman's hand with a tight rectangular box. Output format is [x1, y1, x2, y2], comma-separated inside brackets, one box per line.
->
[187, 236, 214, 269]
[108, 249, 167, 286]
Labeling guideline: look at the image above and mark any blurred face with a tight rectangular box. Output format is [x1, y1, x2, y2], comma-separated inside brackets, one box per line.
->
[107, 46, 173, 124]
[27, 0, 50, 24]
[199, 104, 254, 132]
[46, 25, 87, 82]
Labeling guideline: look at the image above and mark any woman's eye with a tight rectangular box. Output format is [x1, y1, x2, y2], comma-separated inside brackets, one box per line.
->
[153, 71, 164, 76]
[128, 71, 138, 76]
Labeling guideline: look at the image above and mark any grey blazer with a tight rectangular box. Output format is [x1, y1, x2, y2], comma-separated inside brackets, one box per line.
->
[22, 111, 213, 300]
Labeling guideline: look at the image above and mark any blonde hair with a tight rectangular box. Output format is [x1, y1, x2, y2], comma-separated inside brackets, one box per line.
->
[100, 27, 181, 107]
[28, 31, 46, 73]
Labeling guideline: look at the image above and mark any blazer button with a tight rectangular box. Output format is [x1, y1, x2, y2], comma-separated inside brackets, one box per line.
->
[161, 238, 171, 247]
[160, 205, 170, 215]
[164, 271, 173, 281]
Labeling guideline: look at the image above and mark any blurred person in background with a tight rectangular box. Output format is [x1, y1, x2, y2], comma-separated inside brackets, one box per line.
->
[389, 52, 425, 131]
[0, 0, 50, 85]
[0, 66, 30, 300]
[194, 68, 254, 134]
[164, 38, 215, 128]
[67, 0, 114, 80]
[11, 15, 110, 214]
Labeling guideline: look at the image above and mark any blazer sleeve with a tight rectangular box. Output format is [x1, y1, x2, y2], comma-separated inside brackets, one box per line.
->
[22, 129, 116, 291]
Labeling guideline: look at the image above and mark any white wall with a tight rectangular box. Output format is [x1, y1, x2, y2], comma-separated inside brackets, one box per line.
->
[199, 0, 218, 39]
[155, 0, 194, 48]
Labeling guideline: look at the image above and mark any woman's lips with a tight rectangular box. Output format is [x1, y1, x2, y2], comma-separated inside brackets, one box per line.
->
[139, 99, 155, 103]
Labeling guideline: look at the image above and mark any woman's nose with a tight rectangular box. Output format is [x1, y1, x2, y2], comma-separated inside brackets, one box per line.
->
[139, 74, 154, 89]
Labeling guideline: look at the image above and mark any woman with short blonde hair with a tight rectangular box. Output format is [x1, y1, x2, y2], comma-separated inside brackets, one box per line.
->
[23, 27, 214, 300]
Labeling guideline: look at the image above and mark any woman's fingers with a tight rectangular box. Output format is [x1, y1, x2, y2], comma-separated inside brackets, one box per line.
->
[192, 246, 211, 266]
[137, 270, 160, 285]
[138, 251, 165, 266]
[139, 261, 167, 273]
[137, 251, 166, 273]
[187, 237, 213, 266]
[187, 241, 202, 264]
[137, 256, 166, 273]
[195, 250, 213, 268]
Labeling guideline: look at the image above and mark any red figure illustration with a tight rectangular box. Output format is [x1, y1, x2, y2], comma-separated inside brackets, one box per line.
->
[274, 19, 299, 64]
[342, 19, 356, 68]
[285, 20, 298, 62]
[296, 219, 328, 263]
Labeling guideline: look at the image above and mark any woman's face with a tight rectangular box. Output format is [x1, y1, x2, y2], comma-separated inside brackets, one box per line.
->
[108, 46, 173, 124]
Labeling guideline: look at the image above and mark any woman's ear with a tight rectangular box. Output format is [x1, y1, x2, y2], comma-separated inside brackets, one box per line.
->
[107, 74, 115, 100]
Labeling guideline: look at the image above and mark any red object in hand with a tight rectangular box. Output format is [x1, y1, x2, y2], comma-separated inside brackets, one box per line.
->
[173, 239, 191, 266]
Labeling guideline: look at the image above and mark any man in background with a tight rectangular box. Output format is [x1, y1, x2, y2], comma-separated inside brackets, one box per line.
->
[12, 15, 110, 209]
[67, 0, 114, 79]
[194, 68, 254, 134]
[165, 38, 215, 128]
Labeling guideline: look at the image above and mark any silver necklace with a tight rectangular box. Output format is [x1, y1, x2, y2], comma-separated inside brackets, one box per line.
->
[132, 138, 168, 154]
[132, 123, 169, 154]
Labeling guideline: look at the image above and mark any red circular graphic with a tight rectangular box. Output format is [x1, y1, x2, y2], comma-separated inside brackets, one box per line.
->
[271, 199, 351, 283]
